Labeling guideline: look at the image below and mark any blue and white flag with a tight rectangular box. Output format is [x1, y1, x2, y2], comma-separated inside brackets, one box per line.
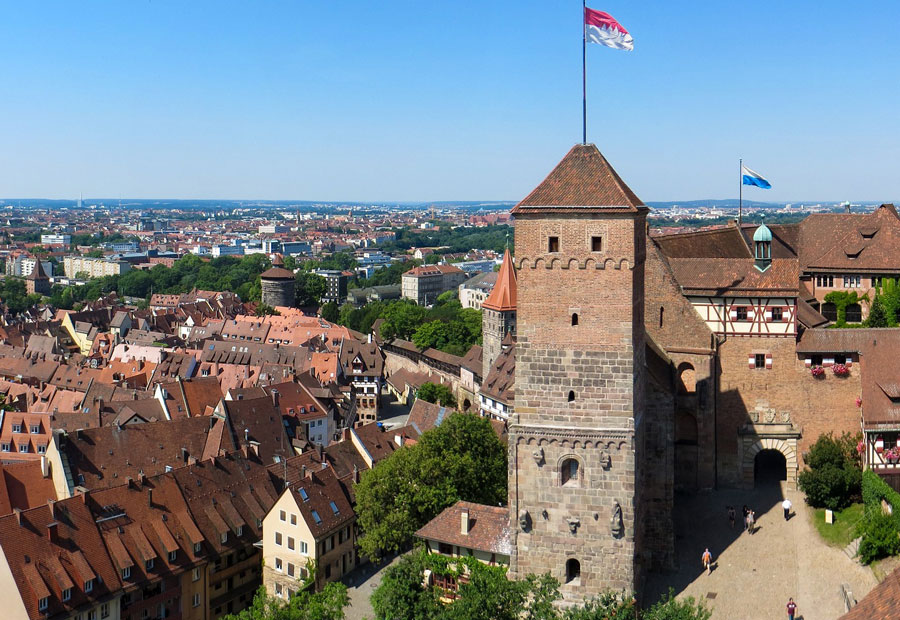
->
[741, 165, 771, 189]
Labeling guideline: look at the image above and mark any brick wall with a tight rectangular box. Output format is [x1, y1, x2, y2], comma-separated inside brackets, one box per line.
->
[717, 336, 862, 486]
[510, 212, 647, 600]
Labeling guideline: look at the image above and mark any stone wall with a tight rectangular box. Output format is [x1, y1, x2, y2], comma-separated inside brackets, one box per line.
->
[510, 212, 649, 600]
[716, 336, 862, 487]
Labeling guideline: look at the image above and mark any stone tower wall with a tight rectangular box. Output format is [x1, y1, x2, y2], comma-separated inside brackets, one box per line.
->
[482, 307, 516, 379]
[261, 278, 295, 308]
[509, 211, 647, 599]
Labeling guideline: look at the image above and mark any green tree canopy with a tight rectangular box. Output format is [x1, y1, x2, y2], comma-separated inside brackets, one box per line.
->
[354, 414, 507, 560]
[321, 301, 340, 323]
[224, 583, 348, 620]
[416, 383, 456, 407]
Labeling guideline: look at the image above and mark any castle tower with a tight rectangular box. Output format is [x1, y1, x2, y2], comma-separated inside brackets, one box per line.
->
[482, 248, 517, 379]
[260, 254, 296, 308]
[26, 258, 51, 296]
[508, 144, 648, 600]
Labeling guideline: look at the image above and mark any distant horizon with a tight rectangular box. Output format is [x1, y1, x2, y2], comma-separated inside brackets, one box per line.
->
[0, 197, 896, 208]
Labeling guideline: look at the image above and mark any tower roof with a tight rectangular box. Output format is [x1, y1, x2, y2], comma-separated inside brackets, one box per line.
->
[260, 255, 295, 280]
[753, 222, 773, 242]
[511, 143, 645, 214]
[482, 249, 517, 312]
[25, 258, 49, 281]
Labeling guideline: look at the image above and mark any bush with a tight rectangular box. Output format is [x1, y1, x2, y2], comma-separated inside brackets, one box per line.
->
[858, 512, 900, 564]
[798, 432, 862, 510]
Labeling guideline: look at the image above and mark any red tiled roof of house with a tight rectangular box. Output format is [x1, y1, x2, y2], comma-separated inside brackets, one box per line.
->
[512, 143, 645, 213]
[415, 500, 512, 557]
[799, 205, 900, 273]
[0, 461, 57, 515]
[841, 565, 900, 619]
[667, 258, 799, 295]
[482, 249, 516, 312]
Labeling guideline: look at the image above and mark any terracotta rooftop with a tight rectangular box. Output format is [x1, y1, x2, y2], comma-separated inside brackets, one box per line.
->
[416, 500, 512, 557]
[667, 258, 799, 295]
[482, 249, 517, 312]
[841, 565, 900, 619]
[512, 143, 645, 214]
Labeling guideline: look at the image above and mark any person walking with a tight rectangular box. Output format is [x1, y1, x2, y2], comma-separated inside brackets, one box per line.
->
[786, 597, 797, 620]
[748, 509, 756, 534]
[701, 548, 712, 574]
[782, 497, 793, 520]
[742, 505, 750, 531]
[727, 505, 736, 529]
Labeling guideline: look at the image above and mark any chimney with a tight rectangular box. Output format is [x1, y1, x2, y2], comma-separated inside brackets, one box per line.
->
[47, 499, 57, 520]
[147, 489, 153, 507]
[244, 428, 249, 443]
[40, 455, 49, 478]
[342, 428, 350, 442]
[460, 507, 470, 535]
[272, 390, 279, 407]
[13, 508, 22, 526]
[352, 464, 359, 484]
[47, 521, 58, 544]
[249, 440, 260, 458]
[138, 470, 146, 486]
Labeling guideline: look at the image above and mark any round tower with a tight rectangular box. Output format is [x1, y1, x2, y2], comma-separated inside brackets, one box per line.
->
[260, 254, 296, 308]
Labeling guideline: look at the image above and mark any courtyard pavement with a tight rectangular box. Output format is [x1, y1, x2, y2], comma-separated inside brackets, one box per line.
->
[645, 483, 877, 620]
[342, 554, 401, 620]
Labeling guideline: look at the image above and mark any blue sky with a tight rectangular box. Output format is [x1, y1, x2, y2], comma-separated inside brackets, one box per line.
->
[2, 1, 898, 203]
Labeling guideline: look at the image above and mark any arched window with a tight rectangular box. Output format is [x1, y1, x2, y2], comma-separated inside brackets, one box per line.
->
[561, 458, 579, 486]
[822, 302, 837, 322]
[846, 303, 862, 323]
[677, 363, 696, 394]
[567, 390, 575, 402]
[571, 313, 579, 326]
[565, 558, 581, 584]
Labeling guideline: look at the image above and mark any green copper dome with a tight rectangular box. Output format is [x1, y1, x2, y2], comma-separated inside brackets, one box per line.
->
[753, 222, 773, 243]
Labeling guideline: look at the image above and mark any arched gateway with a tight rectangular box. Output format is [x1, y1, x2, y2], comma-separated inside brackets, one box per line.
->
[740, 436, 799, 488]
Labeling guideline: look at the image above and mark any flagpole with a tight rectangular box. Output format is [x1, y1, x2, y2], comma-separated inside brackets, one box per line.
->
[738, 158, 743, 227]
[582, 0, 587, 145]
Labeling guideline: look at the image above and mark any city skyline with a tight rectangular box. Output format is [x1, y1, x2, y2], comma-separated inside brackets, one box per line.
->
[2, 1, 899, 202]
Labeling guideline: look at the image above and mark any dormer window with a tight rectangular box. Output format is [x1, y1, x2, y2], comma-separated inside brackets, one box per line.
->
[62, 587, 72, 601]
[38, 597, 48, 611]
[145, 558, 154, 571]
[193, 542, 202, 554]
[11, 424, 21, 434]
[220, 531, 228, 543]
[30, 425, 40, 434]
[122, 566, 131, 579]
[168, 550, 177, 562]
[84, 578, 94, 592]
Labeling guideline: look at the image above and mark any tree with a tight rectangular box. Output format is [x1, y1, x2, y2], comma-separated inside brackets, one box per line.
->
[224, 583, 349, 620]
[255, 304, 280, 317]
[354, 413, 507, 559]
[866, 296, 889, 327]
[321, 301, 340, 323]
[296, 272, 326, 307]
[641, 590, 711, 620]
[416, 383, 456, 407]
[371, 551, 559, 620]
[798, 432, 862, 510]
[561, 591, 635, 619]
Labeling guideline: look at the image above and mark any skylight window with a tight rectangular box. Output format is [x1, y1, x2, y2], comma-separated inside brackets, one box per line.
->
[298, 488, 309, 502]
[329, 501, 339, 515]
[311, 510, 322, 525]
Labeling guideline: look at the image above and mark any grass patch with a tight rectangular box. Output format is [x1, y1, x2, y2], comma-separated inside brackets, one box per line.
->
[812, 502, 865, 547]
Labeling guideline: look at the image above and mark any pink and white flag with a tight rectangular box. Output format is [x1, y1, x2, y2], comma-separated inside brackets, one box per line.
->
[584, 7, 633, 51]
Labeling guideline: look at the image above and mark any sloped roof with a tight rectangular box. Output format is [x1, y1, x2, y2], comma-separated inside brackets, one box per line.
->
[512, 143, 645, 214]
[667, 258, 799, 295]
[416, 500, 511, 557]
[482, 249, 516, 312]
[841, 566, 900, 619]
[799, 205, 900, 272]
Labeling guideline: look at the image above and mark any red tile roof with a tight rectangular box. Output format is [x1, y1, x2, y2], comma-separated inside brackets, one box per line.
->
[415, 500, 511, 557]
[512, 143, 645, 213]
[841, 565, 900, 619]
[482, 249, 516, 312]
[667, 258, 799, 295]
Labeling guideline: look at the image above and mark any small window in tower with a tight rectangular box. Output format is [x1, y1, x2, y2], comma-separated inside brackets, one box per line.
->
[571, 313, 579, 326]
[565, 558, 581, 584]
[561, 458, 579, 486]
[567, 390, 575, 402]
[591, 236, 602, 252]
[548, 236, 560, 253]
[754, 353, 766, 369]
[659, 307, 664, 328]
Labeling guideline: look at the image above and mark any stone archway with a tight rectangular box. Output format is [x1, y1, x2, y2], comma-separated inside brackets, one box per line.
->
[740, 436, 799, 489]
